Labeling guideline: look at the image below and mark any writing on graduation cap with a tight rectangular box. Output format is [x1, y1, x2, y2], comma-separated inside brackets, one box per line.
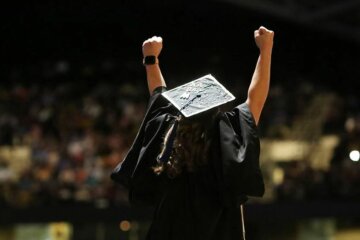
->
[162, 74, 236, 118]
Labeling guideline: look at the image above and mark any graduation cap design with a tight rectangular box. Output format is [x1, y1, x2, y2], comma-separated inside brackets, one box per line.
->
[162, 74, 235, 118]
[157, 74, 236, 164]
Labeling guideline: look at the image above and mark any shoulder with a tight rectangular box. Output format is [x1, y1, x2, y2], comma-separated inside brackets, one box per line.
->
[222, 102, 258, 133]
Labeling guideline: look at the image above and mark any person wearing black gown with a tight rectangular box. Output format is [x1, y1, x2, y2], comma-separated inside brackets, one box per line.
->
[111, 26, 274, 240]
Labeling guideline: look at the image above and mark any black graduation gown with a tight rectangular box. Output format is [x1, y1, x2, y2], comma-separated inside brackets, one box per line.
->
[111, 87, 264, 240]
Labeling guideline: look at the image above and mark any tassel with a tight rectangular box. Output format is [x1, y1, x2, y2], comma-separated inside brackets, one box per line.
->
[156, 94, 201, 164]
[157, 115, 182, 164]
[240, 204, 246, 240]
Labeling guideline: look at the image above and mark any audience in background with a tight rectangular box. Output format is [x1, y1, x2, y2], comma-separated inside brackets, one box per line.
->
[0, 60, 359, 208]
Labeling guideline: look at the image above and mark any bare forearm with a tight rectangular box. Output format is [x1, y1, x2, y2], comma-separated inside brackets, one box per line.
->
[142, 36, 166, 95]
[146, 64, 166, 95]
[246, 50, 272, 124]
[246, 26, 274, 125]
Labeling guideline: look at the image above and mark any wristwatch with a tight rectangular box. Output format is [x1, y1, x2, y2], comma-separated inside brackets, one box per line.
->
[143, 56, 158, 65]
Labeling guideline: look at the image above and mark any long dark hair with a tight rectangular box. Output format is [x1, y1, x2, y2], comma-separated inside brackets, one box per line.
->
[153, 109, 218, 178]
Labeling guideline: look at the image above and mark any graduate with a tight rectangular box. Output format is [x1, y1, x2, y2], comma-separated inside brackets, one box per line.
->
[111, 26, 274, 240]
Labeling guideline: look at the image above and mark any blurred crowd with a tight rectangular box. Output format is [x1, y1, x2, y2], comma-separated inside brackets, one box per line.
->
[0, 61, 147, 208]
[0, 60, 359, 208]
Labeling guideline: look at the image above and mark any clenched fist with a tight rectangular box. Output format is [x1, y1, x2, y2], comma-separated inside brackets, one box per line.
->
[142, 36, 163, 57]
[254, 26, 274, 52]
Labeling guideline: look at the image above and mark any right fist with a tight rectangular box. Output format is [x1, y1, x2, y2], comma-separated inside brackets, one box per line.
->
[142, 36, 163, 57]
[254, 26, 274, 52]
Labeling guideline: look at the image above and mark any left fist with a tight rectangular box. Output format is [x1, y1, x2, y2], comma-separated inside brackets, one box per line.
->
[142, 36, 163, 57]
[254, 26, 274, 52]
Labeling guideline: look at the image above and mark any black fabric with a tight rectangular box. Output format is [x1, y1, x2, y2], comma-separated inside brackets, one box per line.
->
[110, 86, 169, 189]
[111, 86, 264, 240]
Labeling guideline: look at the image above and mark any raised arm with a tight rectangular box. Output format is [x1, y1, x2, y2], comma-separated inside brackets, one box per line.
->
[142, 36, 166, 95]
[245, 26, 274, 125]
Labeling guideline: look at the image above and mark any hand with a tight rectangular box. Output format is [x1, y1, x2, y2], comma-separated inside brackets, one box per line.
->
[254, 26, 274, 52]
[142, 36, 163, 57]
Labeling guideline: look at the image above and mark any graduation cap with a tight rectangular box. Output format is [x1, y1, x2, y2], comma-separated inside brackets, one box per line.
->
[162, 74, 235, 118]
[157, 74, 235, 164]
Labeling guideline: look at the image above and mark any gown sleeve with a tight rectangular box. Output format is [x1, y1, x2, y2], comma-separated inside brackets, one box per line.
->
[218, 102, 265, 198]
[111, 86, 174, 205]
[110, 87, 167, 188]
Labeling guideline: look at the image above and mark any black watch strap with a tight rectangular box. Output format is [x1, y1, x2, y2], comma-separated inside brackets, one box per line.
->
[143, 56, 158, 65]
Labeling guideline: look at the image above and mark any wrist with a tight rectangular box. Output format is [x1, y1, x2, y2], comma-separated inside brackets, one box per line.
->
[143, 55, 159, 65]
[259, 46, 273, 56]
[145, 64, 160, 71]
[259, 43, 273, 53]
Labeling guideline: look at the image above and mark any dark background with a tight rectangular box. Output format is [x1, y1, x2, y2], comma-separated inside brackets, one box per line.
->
[2, 0, 359, 92]
[1, 1, 360, 239]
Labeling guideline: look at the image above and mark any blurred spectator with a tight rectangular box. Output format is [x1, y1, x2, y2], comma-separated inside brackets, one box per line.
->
[0, 60, 359, 208]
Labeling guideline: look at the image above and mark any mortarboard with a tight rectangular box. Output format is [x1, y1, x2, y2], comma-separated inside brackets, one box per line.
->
[157, 74, 236, 164]
[162, 74, 235, 118]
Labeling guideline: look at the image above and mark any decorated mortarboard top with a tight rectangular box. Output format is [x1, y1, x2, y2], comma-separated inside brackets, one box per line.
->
[162, 74, 236, 118]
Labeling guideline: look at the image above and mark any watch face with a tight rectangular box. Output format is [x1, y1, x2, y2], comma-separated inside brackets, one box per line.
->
[144, 56, 156, 65]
